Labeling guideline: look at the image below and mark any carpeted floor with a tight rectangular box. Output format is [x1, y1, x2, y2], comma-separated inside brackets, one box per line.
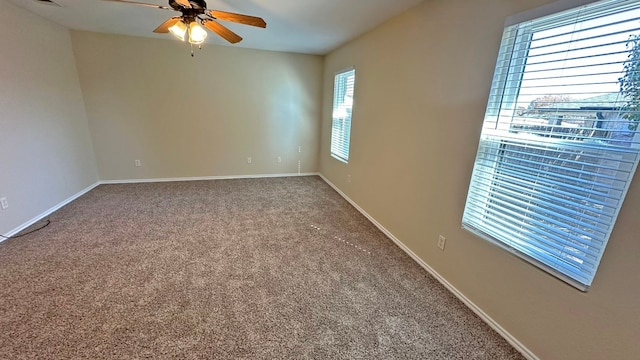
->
[0, 176, 525, 359]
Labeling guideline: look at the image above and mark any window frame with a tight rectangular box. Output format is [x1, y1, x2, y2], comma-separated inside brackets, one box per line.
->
[462, 0, 640, 291]
[330, 67, 356, 163]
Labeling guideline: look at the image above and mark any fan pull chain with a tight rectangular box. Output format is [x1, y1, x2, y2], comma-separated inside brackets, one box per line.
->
[189, 44, 204, 57]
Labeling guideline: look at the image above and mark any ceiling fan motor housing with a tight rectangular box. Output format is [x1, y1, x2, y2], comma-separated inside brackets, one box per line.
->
[169, 0, 207, 24]
[169, 0, 206, 11]
[170, 0, 206, 24]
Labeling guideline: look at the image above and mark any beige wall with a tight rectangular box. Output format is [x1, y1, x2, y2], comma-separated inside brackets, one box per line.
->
[0, 0, 98, 235]
[320, 0, 640, 359]
[71, 31, 323, 181]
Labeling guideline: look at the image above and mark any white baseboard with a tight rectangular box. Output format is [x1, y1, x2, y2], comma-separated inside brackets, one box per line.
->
[100, 172, 320, 184]
[318, 174, 539, 360]
[1, 181, 100, 242]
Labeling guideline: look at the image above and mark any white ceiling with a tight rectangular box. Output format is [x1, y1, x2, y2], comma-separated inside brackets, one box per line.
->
[6, 0, 424, 55]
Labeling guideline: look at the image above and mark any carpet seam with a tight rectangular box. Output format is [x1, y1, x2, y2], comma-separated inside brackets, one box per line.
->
[317, 173, 540, 360]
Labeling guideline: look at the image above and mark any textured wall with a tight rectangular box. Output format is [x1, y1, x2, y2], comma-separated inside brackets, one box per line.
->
[71, 31, 323, 181]
[0, 0, 98, 235]
[320, 0, 640, 359]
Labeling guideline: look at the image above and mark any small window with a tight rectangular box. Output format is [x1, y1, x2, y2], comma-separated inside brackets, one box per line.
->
[331, 68, 356, 162]
[463, 0, 640, 290]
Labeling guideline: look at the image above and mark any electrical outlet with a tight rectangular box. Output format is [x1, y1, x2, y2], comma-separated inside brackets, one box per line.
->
[298, 146, 302, 153]
[0, 197, 8, 210]
[247, 157, 252, 164]
[277, 156, 282, 163]
[347, 174, 351, 183]
[437, 235, 446, 251]
[134, 160, 141, 167]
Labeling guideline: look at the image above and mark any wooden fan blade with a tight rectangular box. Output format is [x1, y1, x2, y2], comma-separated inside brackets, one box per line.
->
[207, 10, 267, 28]
[203, 20, 243, 44]
[100, 0, 172, 10]
[175, 0, 191, 8]
[153, 17, 182, 33]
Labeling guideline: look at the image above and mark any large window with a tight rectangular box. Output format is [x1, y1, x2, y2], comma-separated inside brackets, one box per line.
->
[331, 68, 355, 162]
[463, 0, 640, 290]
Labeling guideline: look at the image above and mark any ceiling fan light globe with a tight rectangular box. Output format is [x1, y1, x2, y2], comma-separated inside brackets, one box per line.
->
[169, 20, 187, 41]
[189, 22, 208, 44]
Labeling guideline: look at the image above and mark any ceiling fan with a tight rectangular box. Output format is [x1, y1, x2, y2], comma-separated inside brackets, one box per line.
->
[103, 0, 266, 51]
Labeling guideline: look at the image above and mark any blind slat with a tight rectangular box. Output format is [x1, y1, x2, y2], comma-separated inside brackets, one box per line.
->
[467, 173, 615, 226]
[465, 189, 607, 247]
[463, 200, 602, 263]
[469, 170, 617, 222]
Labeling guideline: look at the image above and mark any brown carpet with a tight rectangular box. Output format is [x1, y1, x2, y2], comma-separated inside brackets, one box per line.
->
[0, 176, 525, 359]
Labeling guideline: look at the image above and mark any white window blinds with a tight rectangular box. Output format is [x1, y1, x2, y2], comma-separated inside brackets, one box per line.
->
[331, 68, 355, 162]
[462, 0, 640, 290]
